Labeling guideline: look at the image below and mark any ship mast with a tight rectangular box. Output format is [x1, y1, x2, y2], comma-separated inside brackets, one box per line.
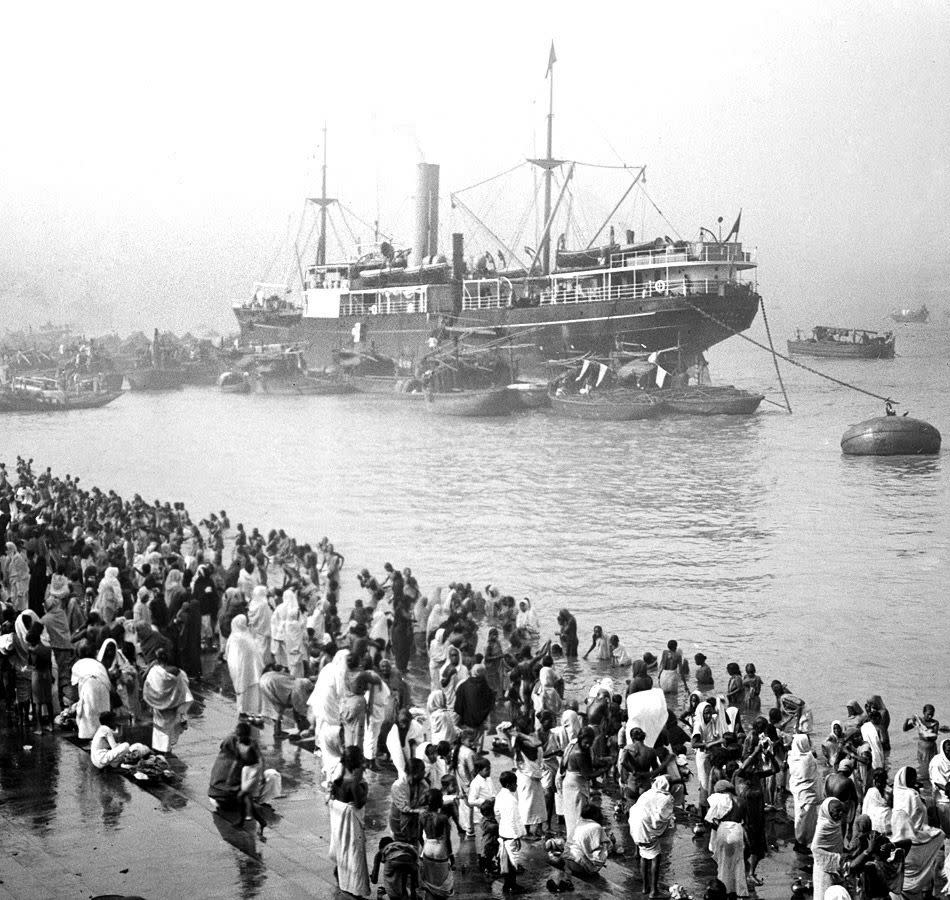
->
[542, 45, 555, 275]
[310, 124, 336, 266]
[528, 43, 561, 276]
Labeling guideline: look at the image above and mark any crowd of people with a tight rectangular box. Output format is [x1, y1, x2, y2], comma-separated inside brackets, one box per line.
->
[1, 456, 949, 900]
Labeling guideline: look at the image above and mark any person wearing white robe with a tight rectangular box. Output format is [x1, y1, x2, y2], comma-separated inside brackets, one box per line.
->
[496, 770, 527, 893]
[788, 733, 820, 849]
[307, 649, 349, 786]
[515, 598, 540, 640]
[891, 766, 944, 896]
[226, 615, 263, 716]
[71, 649, 112, 740]
[246, 585, 272, 667]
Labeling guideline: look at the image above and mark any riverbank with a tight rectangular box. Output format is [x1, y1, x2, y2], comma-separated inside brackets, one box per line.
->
[0, 641, 822, 900]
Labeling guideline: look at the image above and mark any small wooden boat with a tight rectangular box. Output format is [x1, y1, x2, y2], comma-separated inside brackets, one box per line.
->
[217, 371, 250, 394]
[506, 382, 550, 409]
[351, 375, 426, 398]
[890, 305, 929, 324]
[126, 367, 185, 390]
[660, 386, 764, 416]
[424, 387, 512, 417]
[787, 326, 895, 359]
[0, 388, 123, 412]
[548, 388, 665, 421]
[841, 416, 941, 456]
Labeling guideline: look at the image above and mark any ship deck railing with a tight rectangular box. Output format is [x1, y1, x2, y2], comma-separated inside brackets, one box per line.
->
[338, 285, 429, 317]
[607, 243, 753, 270]
[460, 276, 749, 311]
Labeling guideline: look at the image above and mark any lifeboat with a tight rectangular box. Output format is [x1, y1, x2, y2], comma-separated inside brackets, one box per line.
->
[840, 416, 941, 456]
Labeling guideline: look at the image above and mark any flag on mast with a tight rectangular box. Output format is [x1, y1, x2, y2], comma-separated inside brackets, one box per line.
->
[724, 209, 742, 242]
[546, 41, 557, 78]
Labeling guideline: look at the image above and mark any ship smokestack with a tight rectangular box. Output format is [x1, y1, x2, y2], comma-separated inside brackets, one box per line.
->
[413, 163, 440, 266]
[452, 232, 464, 281]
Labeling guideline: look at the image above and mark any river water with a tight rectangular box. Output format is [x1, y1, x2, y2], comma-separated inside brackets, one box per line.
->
[2, 323, 947, 757]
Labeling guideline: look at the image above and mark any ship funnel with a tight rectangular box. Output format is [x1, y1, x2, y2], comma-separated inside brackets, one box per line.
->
[452, 233, 465, 281]
[413, 163, 440, 266]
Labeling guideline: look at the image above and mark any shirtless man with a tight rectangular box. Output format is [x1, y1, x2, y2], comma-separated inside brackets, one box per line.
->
[824, 759, 859, 840]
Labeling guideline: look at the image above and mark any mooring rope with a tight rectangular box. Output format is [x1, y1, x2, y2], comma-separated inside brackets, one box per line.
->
[684, 299, 898, 406]
[758, 297, 793, 413]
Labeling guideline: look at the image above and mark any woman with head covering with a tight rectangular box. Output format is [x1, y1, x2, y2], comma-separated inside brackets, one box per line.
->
[97, 633, 139, 719]
[704, 779, 746, 897]
[412, 593, 432, 656]
[163, 568, 186, 620]
[583, 625, 611, 662]
[192, 562, 220, 649]
[629, 659, 653, 693]
[142, 646, 193, 752]
[132, 586, 152, 630]
[532, 666, 563, 718]
[483, 627, 507, 698]
[428, 627, 449, 693]
[225, 615, 263, 716]
[928, 739, 950, 835]
[5, 542, 30, 611]
[515, 598, 540, 641]
[692, 699, 722, 817]
[70, 640, 112, 740]
[628, 774, 675, 898]
[328, 746, 371, 899]
[246, 585, 272, 666]
[890, 766, 944, 895]
[546, 803, 610, 891]
[811, 797, 846, 900]
[788, 733, 820, 851]
[307, 648, 349, 786]
[390, 596, 413, 673]
[426, 689, 458, 746]
[93, 566, 122, 625]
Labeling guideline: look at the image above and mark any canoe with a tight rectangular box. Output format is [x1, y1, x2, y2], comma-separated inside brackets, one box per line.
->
[549, 389, 665, 421]
[126, 368, 185, 390]
[661, 387, 764, 415]
[841, 416, 941, 456]
[506, 382, 550, 409]
[424, 387, 512, 417]
[0, 389, 123, 412]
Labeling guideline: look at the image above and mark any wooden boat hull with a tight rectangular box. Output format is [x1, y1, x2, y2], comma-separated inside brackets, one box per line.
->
[662, 388, 764, 415]
[424, 388, 512, 416]
[841, 416, 941, 456]
[506, 383, 550, 409]
[787, 339, 895, 359]
[126, 368, 185, 390]
[253, 377, 354, 395]
[0, 390, 123, 412]
[351, 375, 425, 398]
[549, 391, 664, 421]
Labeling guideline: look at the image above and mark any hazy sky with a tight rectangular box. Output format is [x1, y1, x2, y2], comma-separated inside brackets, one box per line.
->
[1, 1, 947, 335]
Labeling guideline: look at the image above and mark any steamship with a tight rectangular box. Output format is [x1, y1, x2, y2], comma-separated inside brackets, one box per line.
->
[233, 65, 760, 381]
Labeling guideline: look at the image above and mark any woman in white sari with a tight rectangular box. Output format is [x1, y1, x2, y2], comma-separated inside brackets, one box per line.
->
[891, 766, 944, 898]
[439, 645, 468, 708]
[93, 566, 122, 625]
[71, 644, 112, 740]
[307, 649, 349, 786]
[246, 585, 273, 667]
[788, 733, 820, 851]
[705, 780, 746, 896]
[515, 598, 540, 640]
[629, 775, 675, 898]
[428, 628, 449, 692]
[811, 798, 845, 900]
[142, 647, 193, 752]
[928, 739, 950, 835]
[226, 615, 263, 716]
[692, 699, 722, 816]
[426, 689, 458, 745]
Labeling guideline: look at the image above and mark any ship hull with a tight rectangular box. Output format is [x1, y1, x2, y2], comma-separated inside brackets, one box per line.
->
[127, 369, 185, 391]
[237, 288, 760, 379]
[0, 390, 123, 412]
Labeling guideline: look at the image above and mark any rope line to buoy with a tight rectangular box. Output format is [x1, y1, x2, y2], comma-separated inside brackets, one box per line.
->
[684, 300, 898, 405]
[758, 297, 793, 413]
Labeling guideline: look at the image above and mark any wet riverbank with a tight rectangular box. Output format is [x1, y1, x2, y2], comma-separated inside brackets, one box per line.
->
[1, 641, 837, 900]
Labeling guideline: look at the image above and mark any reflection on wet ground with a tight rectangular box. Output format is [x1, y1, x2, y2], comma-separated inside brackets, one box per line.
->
[0, 647, 832, 900]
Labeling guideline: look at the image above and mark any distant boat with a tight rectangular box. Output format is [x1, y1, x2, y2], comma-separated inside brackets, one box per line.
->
[243, 345, 354, 395]
[787, 326, 895, 359]
[841, 415, 941, 455]
[126, 368, 185, 390]
[660, 385, 764, 415]
[0, 376, 123, 412]
[424, 387, 512, 417]
[217, 371, 250, 394]
[890, 305, 929, 324]
[548, 387, 665, 421]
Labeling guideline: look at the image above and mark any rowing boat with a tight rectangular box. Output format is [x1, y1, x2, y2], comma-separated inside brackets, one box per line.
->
[548, 388, 664, 421]
[424, 387, 512, 417]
